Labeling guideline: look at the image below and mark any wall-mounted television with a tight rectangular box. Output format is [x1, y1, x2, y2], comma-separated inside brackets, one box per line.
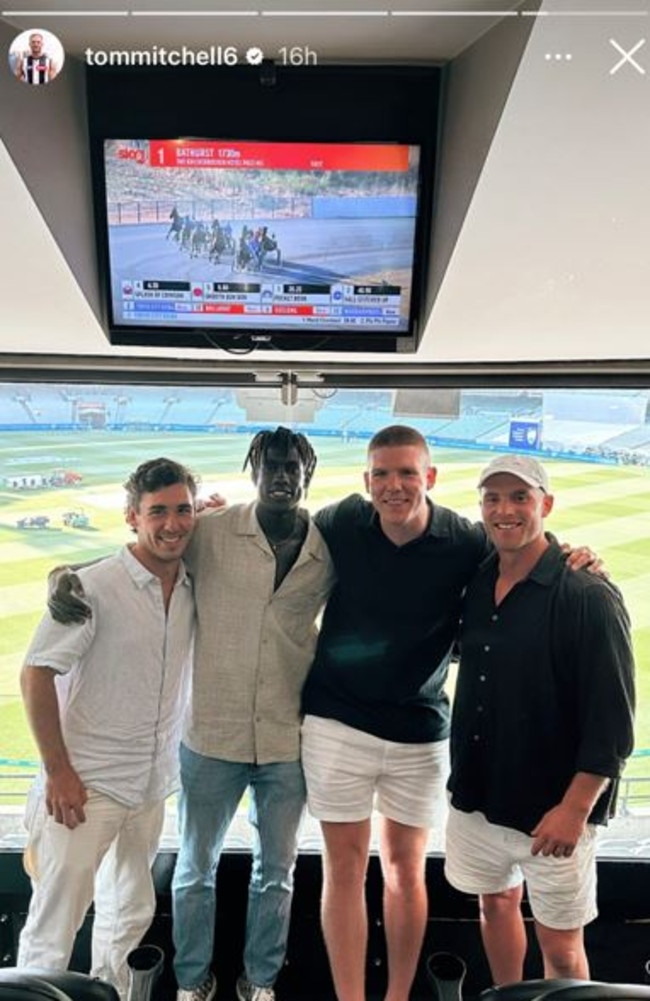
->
[103, 137, 423, 350]
[87, 65, 441, 353]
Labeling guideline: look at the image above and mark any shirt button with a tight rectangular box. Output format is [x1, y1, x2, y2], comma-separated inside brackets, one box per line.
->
[479, 674, 486, 682]
[484, 645, 490, 652]
[491, 614, 498, 622]
[473, 734, 480, 741]
[477, 705, 483, 712]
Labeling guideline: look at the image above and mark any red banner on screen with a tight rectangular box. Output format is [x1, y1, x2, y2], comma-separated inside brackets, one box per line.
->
[147, 140, 412, 172]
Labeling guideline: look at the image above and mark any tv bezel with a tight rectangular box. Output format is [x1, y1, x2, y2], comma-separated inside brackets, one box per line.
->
[87, 64, 441, 354]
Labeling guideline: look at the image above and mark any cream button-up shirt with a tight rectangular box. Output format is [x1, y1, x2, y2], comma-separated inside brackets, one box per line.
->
[183, 502, 335, 764]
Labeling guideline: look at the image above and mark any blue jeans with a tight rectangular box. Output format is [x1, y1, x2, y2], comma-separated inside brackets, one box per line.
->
[172, 744, 306, 989]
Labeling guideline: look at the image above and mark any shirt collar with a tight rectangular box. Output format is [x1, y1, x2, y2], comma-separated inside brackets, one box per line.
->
[368, 497, 449, 542]
[120, 544, 191, 589]
[526, 541, 566, 585]
[479, 538, 565, 584]
[235, 501, 326, 561]
[235, 501, 263, 538]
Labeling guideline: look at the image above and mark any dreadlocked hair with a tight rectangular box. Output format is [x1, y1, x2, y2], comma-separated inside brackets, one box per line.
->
[242, 426, 318, 491]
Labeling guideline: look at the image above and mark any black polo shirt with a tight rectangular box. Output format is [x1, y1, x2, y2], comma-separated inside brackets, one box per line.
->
[302, 494, 488, 743]
[448, 543, 635, 834]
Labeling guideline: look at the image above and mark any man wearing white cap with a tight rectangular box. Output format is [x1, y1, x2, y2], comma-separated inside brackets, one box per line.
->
[445, 454, 635, 985]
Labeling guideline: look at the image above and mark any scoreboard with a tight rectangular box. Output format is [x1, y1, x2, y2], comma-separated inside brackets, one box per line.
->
[119, 279, 403, 329]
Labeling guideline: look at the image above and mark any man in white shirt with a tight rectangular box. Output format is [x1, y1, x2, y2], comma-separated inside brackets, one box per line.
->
[17, 458, 197, 1000]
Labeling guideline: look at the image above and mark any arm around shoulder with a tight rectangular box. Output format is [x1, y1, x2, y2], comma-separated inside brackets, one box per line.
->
[47, 555, 109, 624]
[313, 494, 364, 547]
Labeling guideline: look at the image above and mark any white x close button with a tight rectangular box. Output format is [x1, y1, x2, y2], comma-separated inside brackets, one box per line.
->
[609, 38, 646, 76]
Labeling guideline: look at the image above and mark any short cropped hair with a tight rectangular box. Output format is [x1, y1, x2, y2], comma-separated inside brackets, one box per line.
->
[123, 458, 199, 511]
[242, 426, 318, 491]
[367, 424, 430, 457]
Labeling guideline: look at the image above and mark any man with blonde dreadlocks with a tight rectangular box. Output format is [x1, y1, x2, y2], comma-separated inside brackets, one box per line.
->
[172, 427, 334, 1001]
[47, 428, 334, 1001]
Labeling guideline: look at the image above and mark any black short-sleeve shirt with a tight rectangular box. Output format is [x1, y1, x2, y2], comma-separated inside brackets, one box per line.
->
[448, 543, 635, 833]
[301, 494, 489, 743]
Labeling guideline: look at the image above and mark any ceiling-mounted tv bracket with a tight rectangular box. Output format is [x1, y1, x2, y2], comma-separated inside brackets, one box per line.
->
[281, 372, 298, 406]
[259, 59, 277, 88]
[252, 369, 296, 405]
[253, 370, 324, 405]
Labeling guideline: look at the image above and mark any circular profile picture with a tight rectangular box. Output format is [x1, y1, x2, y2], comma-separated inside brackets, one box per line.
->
[9, 28, 64, 85]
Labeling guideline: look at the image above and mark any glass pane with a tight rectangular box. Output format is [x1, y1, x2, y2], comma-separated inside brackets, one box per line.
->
[1, 382, 648, 857]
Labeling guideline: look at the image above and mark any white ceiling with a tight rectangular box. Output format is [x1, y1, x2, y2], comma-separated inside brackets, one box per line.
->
[0, 0, 648, 370]
[0, 0, 524, 64]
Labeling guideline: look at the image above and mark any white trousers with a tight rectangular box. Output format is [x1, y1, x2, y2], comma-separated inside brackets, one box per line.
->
[17, 788, 165, 999]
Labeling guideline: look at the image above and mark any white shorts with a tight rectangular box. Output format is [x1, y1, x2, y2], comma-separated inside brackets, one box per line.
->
[301, 714, 449, 829]
[444, 805, 598, 930]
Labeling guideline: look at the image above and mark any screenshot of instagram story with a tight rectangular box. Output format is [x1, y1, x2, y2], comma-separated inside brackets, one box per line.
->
[0, 1, 647, 360]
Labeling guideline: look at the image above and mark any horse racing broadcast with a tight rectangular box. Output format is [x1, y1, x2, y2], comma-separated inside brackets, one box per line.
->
[101, 138, 423, 341]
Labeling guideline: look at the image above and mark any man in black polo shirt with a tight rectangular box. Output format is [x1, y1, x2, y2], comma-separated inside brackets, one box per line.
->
[445, 454, 634, 985]
[301, 425, 489, 1001]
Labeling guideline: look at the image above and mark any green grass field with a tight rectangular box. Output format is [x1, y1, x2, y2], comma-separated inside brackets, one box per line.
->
[1, 430, 649, 799]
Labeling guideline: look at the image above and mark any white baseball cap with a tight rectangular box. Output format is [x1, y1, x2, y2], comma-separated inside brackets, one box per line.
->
[478, 454, 550, 493]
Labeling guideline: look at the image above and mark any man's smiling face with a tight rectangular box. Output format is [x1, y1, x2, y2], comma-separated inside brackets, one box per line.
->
[255, 443, 306, 514]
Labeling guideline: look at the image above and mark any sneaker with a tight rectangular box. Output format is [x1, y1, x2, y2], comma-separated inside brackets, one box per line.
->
[177, 973, 217, 1001]
[235, 976, 275, 1001]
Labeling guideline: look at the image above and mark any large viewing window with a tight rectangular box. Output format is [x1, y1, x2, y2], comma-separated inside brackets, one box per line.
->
[1, 381, 648, 857]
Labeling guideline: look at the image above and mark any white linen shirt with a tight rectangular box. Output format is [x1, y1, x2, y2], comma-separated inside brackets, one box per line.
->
[24, 545, 195, 807]
[183, 502, 335, 764]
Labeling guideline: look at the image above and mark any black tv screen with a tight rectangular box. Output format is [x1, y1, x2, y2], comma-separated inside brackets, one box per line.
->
[103, 137, 423, 350]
